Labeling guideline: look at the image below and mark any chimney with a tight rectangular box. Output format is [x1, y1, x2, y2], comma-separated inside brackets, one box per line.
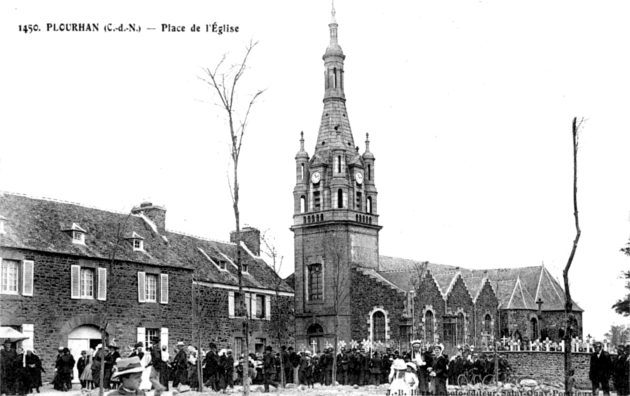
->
[131, 202, 166, 230]
[230, 227, 260, 256]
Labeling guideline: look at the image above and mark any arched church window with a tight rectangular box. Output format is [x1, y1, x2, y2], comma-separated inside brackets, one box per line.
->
[531, 318, 539, 340]
[300, 196, 306, 213]
[372, 311, 386, 343]
[337, 189, 343, 209]
[308, 264, 323, 301]
[457, 313, 465, 345]
[367, 197, 372, 214]
[425, 311, 434, 343]
[484, 314, 492, 334]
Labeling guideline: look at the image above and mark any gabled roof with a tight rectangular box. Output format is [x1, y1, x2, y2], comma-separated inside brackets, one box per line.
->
[0, 192, 293, 293]
[376, 255, 582, 312]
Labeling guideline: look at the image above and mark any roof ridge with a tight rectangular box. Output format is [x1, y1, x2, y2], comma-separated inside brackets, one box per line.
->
[356, 267, 406, 294]
[166, 229, 235, 245]
[0, 190, 129, 215]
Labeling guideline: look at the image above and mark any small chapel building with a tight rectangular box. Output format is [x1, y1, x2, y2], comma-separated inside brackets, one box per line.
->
[287, 6, 582, 355]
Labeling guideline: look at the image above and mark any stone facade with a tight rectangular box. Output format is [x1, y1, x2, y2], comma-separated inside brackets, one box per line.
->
[0, 247, 192, 382]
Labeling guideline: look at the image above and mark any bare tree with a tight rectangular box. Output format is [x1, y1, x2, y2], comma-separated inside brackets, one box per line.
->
[260, 231, 287, 390]
[409, 261, 429, 341]
[323, 231, 350, 386]
[563, 117, 585, 396]
[199, 40, 265, 396]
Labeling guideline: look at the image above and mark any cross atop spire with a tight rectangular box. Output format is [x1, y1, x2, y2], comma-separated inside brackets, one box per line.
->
[331, 0, 337, 24]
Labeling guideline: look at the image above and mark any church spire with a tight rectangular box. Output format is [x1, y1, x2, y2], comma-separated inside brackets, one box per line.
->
[315, 3, 353, 154]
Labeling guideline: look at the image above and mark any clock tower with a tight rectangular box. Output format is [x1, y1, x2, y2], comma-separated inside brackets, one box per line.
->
[291, 4, 381, 349]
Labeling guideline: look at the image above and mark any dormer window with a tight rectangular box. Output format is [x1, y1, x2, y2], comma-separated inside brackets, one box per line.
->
[62, 223, 87, 245]
[133, 239, 144, 251]
[219, 260, 226, 270]
[125, 231, 145, 252]
[72, 231, 85, 244]
[242, 263, 249, 273]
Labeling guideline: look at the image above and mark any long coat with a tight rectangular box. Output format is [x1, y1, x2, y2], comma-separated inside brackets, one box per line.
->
[589, 351, 612, 383]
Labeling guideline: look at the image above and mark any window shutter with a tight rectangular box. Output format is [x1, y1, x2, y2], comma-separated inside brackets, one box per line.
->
[244, 293, 251, 318]
[265, 295, 271, 321]
[137, 327, 146, 348]
[160, 274, 168, 304]
[97, 268, 107, 301]
[160, 328, 169, 349]
[138, 272, 146, 303]
[0, 258, 3, 293]
[251, 294, 257, 319]
[22, 260, 34, 296]
[22, 324, 34, 351]
[228, 291, 235, 318]
[71, 265, 80, 299]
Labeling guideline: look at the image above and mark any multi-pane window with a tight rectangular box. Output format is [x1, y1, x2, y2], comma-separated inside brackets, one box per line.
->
[313, 191, 321, 211]
[372, 311, 386, 343]
[1, 260, 19, 294]
[234, 292, 246, 317]
[256, 295, 265, 319]
[242, 263, 248, 273]
[72, 231, 85, 244]
[80, 268, 94, 298]
[133, 239, 143, 251]
[356, 192, 362, 211]
[146, 274, 157, 302]
[308, 264, 322, 301]
[145, 328, 159, 349]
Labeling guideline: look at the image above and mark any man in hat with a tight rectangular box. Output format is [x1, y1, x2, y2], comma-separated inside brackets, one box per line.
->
[263, 346, 279, 392]
[281, 346, 291, 385]
[147, 337, 166, 396]
[337, 347, 350, 385]
[108, 357, 146, 396]
[203, 342, 219, 391]
[224, 349, 235, 390]
[172, 342, 188, 388]
[613, 345, 629, 396]
[105, 344, 121, 389]
[58, 347, 75, 392]
[590, 341, 612, 396]
[129, 343, 144, 360]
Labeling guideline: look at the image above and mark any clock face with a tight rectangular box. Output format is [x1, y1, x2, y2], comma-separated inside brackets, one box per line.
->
[311, 172, 321, 184]
[355, 172, 364, 184]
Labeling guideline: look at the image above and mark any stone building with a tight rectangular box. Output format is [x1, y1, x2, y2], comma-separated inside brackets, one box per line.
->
[0, 192, 293, 382]
[288, 7, 582, 355]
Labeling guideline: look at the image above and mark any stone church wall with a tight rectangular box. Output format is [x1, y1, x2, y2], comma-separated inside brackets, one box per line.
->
[473, 280, 500, 346]
[350, 268, 407, 346]
[414, 270, 446, 343]
[446, 276, 475, 343]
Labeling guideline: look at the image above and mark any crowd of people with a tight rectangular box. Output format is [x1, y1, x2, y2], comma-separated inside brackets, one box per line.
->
[3, 338, 630, 396]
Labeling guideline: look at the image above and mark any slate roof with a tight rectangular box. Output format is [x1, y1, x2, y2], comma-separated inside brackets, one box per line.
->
[376, 255, 582, 312]
[0, 192, 293, 293]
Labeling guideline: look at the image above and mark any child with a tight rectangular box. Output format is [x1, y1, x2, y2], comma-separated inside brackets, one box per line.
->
[107, 357, 146, 396]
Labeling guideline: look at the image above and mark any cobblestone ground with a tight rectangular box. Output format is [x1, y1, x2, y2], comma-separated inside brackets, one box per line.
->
[30, 381, 603, 396]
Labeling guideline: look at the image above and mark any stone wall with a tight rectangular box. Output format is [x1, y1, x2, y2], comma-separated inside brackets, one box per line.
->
[0, 248, 193, 382]
[415, 270, 446, 343]
[502, 351, 593, 389]
[195, 286, 295, 352]
[473, 280, 500, 346]
[350, 268, 407, 347]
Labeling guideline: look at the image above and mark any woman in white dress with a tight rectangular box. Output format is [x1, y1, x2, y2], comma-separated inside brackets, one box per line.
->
[389, 359, 410, 396]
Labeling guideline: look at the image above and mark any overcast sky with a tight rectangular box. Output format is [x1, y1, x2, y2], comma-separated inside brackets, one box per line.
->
[2, 1, 630, 340]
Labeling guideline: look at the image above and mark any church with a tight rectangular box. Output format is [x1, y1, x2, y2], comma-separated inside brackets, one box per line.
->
[287, 6, 583, 356]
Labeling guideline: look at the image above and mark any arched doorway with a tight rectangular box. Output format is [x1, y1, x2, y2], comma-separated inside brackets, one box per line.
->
[307, 323, 324, 354]
[68, 325, 106, 383]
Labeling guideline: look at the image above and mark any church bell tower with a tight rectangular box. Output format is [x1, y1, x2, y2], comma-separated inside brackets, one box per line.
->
[291, 4, 382, 350]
